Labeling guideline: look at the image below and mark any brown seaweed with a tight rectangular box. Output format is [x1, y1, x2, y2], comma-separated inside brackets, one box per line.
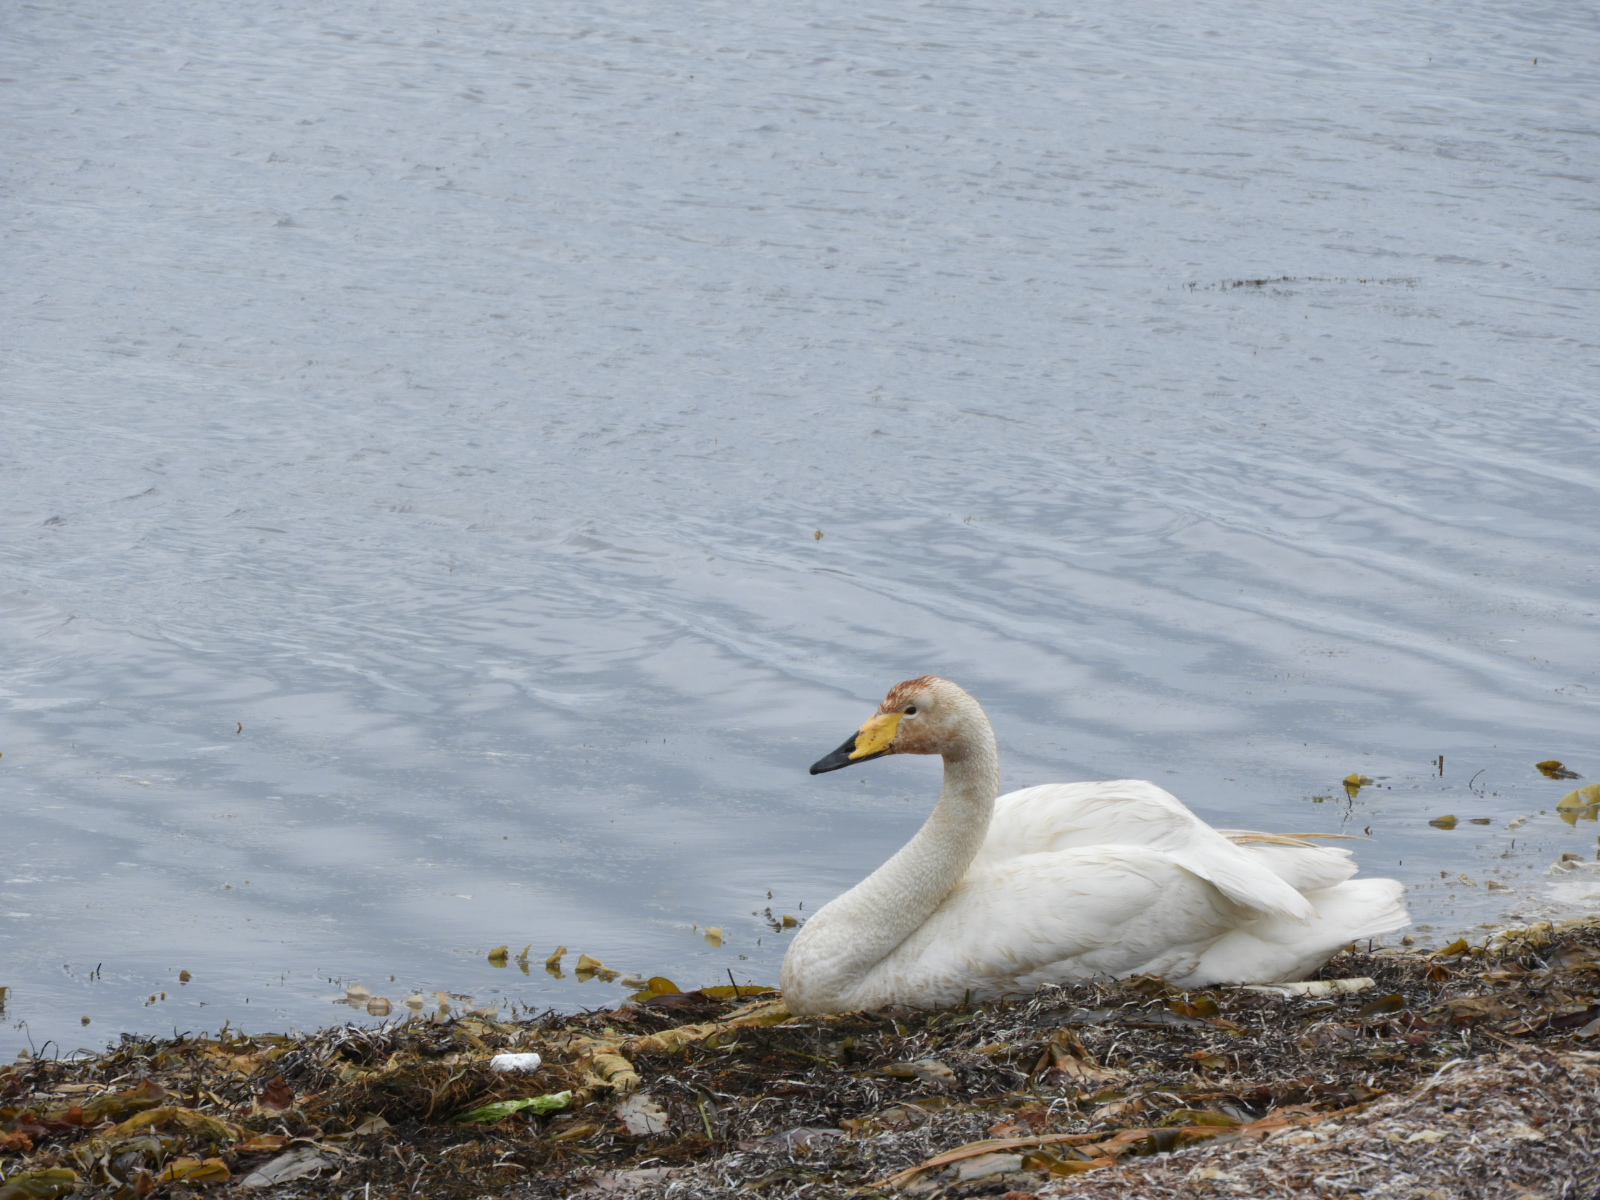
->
[2, 919, 1598, 1199]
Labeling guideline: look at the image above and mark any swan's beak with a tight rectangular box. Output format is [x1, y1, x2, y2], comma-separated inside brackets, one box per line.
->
[810, 712, 902, 775]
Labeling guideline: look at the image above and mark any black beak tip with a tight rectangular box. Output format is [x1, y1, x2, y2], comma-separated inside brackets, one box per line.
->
[810, 734, 860, 775]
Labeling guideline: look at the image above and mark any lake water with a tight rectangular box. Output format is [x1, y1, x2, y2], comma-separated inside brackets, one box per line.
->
[3, 0, 1598, 1058]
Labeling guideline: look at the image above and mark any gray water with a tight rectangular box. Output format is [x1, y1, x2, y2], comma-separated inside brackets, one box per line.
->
[3, 0, 1598, 1058]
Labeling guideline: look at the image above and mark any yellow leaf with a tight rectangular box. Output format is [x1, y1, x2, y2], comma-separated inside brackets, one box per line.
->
[1159, 1109, 1240, 1128]
[1022, 1153, 1106, 1175]
[99, 1106, 246, 1147]
[156, 1157, 231, 1185]
[1343, 773, 1373, 798]
[487, 945, 509, 967]
[575, 953, 614, 983]
[698, 983, 780, 1000]
[0, 1169, 79, 1200]
[1428, 815, 1458, 829]
[628, 976, 690, 1002]
[1557, 784, 1600, 809]
[704, 927, 724, 947]
[1537, 760, 1581, 779]
[1557, 786, 1600, 825]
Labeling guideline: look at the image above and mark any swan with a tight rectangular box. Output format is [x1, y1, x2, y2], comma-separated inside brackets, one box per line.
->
[779, 676, 1408, 1014]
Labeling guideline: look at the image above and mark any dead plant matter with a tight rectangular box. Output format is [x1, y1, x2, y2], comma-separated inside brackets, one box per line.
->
[1, 918, 1597, 1199]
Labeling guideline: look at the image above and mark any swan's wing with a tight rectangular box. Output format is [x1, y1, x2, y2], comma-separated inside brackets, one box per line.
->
[982, 780, 1202, 855]
[1216, 830, 1359, 893]
[979, 780, 1315, 921]
[866, 846, 1240, 1007]
[867, 847, 1408, 1006]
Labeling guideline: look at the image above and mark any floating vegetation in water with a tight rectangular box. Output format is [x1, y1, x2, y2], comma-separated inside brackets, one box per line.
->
[574, 955, 619, 983]
[1558, 785, 1600, 827]
[1537, 760, 1582, 780]
[2, 921, 1599, 1197]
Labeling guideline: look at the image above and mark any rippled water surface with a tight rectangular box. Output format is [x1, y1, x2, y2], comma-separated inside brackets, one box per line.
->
[4, 0, 1599, 1056]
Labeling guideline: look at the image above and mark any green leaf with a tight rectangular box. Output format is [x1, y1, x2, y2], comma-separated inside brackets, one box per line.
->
[454, 1091, 571, 1124]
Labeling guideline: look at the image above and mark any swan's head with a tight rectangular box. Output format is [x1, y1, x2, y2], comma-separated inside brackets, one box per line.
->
[809, 676, 982, 774]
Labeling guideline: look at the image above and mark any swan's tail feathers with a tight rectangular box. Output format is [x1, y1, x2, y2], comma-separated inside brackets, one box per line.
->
[1184, 877, 1410, 986]
[1218, 831, 1360, 894]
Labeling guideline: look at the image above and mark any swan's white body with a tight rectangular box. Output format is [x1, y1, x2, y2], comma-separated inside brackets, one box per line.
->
[780, 678, 1408, 1014]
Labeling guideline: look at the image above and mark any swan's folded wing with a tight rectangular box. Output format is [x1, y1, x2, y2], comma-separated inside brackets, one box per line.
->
[860, 846, 1406, 1007]
[983, 780, 1207, 857]
[878, 846, 1238, 1003]
[1217, 831, 1359, 893]
[983, 780, 1315, 921]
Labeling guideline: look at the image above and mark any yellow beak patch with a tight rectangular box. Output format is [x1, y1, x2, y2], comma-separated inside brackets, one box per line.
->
[851, 712, 903, 759]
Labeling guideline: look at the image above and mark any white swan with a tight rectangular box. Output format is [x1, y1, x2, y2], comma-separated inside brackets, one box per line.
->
[779, 677, 1408, 1014]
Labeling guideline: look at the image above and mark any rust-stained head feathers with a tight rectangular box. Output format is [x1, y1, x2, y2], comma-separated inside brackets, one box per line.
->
[810, 677, 984, 773]
[877, 676, 941, 715]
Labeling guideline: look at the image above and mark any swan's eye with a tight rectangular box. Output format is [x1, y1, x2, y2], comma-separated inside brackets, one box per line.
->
[904, 705, 917, 716]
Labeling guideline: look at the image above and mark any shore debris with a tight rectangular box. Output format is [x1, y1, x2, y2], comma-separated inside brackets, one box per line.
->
[3, 919, 1599, 1198]
[489, 1052, 544, 1073]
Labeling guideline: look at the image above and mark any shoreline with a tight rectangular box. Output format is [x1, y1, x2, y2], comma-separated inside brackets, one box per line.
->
[2, 918, 1597, 1199]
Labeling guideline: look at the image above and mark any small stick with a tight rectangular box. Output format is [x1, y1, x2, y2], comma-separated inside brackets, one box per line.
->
[726, 969, 741, 999]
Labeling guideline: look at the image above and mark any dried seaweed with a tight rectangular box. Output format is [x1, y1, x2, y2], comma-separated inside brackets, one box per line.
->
[3, 918, 1599, 1199]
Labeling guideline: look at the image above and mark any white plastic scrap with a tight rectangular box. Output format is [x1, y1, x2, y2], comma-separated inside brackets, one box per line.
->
[489, 1051, 543, 1072]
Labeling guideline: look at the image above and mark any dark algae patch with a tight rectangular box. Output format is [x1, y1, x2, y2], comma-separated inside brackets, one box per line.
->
[3, 920, 1599, 1199]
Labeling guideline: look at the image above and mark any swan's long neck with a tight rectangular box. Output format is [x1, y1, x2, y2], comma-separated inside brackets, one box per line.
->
[783, 713, 1000, 1010]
